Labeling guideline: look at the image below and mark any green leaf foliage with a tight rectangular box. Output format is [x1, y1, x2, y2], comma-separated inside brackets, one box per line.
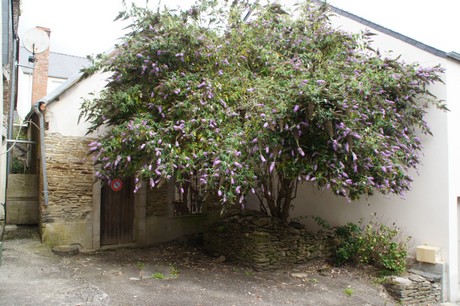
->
[80, 0, 445, 221]
[333, 218, 410, 274]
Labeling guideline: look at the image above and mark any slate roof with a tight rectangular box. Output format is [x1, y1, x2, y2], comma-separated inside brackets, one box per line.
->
[19, 46, 90, 79]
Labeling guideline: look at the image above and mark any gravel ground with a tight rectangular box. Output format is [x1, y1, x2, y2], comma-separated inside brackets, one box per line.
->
[0, 226, 396, 306]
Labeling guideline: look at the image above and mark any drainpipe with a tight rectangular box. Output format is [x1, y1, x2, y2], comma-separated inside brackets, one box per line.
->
[33, 102, 48, 206]
[5, 36, 18, 187]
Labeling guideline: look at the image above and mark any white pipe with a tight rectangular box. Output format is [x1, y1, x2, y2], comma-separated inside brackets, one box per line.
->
[6, 139, 36, 144]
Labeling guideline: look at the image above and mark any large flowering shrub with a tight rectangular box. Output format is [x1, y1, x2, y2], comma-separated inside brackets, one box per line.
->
[80, 0, 445, 221]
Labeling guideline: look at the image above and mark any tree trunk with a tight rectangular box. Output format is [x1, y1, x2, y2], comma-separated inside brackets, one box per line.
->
[257, 178, 295, 223]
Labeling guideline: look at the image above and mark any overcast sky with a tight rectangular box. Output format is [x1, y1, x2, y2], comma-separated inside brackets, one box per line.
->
[18, 0, 460, 58]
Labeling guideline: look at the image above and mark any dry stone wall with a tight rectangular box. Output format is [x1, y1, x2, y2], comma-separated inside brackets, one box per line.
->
[42, 133, 94, 224]
[203, 210, 334, 270]
[385, 269, 441, 304]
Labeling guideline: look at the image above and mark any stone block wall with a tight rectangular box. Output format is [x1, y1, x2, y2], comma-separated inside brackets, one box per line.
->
[144, 213, 214, 245]
[146, 184, 168, 216]
[384, 270, 441, 304]
[40, 133, 95, 247]
[146, 185, 221, 217]
[144, 184, 220, 244]
[203, 210, 333, 270]
[203, 193, 221, 212]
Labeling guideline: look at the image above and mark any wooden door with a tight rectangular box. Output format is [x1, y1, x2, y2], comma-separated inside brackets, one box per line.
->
[101, 178, 135, 245]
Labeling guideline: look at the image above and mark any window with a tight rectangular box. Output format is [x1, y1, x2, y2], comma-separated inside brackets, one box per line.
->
[173, 175, 205, 216]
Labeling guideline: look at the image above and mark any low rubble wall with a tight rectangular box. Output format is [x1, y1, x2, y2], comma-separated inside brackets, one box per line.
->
[203, 210, 334, 270]
[385, 269, 441, 304]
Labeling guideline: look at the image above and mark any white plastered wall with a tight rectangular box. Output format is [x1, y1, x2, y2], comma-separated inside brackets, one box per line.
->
[44, 72, 110, 137]
[446, 57, 460, 301]
[47, 76, 65, 95]
[280, 14, 453, 256]
[245, 13, 459, 301]
[16, 69, 32, 121]
[303, 14, 458, 301]
[330, 14, 460, 302]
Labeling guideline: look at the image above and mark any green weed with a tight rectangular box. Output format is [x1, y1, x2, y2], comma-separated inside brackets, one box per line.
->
[343, 288, 354, 296]
[152, 272, 165, 279]
[170, 265, 179, 278]
[244, 270, 254, 277]
[137, 261, 145, 270]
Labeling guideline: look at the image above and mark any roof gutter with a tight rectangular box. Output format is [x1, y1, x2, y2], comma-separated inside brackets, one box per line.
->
[33, 102, 49, 206]
[447, 52, 460, 63]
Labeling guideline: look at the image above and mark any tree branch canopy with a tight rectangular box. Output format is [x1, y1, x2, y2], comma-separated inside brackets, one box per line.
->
[80, 0, 445, 221]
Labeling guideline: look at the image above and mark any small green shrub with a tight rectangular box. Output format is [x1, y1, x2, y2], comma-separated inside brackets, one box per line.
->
[11, 157, 26, 174]
[333, 218, 409, 274]
[334, 222, 361, 266]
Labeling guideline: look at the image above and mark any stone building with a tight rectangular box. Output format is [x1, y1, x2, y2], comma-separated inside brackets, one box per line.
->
[16, 3, 460, 303]
[25, 70, 217, 249]
[5, 26, 91, 225]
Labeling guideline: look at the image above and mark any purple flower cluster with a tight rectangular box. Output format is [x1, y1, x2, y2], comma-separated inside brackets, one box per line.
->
[80, 0, 445, 219]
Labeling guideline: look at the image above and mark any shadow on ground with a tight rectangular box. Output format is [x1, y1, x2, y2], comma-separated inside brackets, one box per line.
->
[0, 226, 395, 305]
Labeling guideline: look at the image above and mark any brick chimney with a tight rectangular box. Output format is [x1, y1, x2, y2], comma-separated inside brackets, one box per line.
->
[31, 26, 51, 104]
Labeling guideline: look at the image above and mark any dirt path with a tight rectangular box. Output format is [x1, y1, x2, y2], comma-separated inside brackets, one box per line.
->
[0, 227, 395, 306]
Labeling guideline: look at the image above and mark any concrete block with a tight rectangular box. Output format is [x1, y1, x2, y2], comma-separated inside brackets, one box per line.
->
[416, 245, 441, 264]
[6, 201, 39, 224]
